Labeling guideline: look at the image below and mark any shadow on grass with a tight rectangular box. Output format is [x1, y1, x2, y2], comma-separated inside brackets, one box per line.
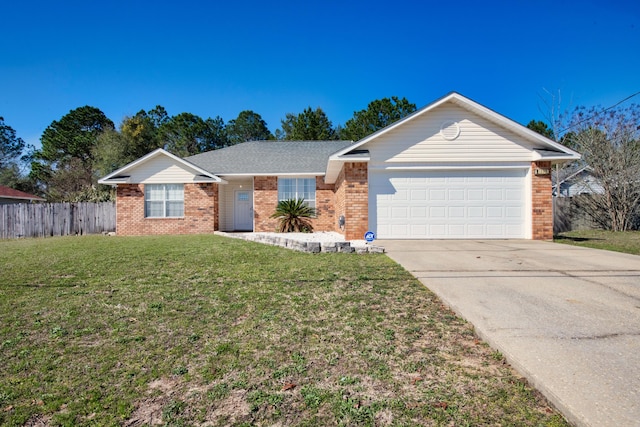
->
[554, 235, 604, 242]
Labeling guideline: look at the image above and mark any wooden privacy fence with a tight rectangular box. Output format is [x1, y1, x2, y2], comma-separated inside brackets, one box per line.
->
[0, 202, 116, 239]
[553, 197, 598, 234]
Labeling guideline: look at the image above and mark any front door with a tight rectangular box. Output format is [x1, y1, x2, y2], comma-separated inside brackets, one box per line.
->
[234, 190, 253, 231]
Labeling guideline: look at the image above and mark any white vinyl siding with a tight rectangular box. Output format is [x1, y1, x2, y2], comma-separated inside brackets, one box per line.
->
[366, 102, 534, 165]
[129, 156, 206, 183]
[278, 178, 316, 209]
[370, 169, 527, 239]
[145, 184, 184, 218]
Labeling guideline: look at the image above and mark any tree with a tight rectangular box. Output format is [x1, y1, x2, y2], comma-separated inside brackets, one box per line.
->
[226, 110, 272, 144]
[0, 117, 25, 171]
[38, 106, 114, 163]
[159, 113, 228, 157]
[92, 129, 130, 179]
[568, 104, 640, 231]
[277, 107, 336, 140]
[526, 120, 554, 139]
[92, 107, 167, 180]
[31, 106, 114, 201]
[343, 96, 416, 141]
[0, 117, 29, 189]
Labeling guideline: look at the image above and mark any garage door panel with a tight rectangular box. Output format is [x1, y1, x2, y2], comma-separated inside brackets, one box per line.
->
[429, 206, 446, 218]
[395, 190, 409, 200]
[378, 206, 391, 219]
[391, 224, 409, 235]
[487, 206, 504, 218]
[448, 206, 464, 218]
[391, 207, 408, 218]
[486, 189, 503, 200]
[506, 206, 522, 218]
[506, 189, 522, 200]
[468, 206, 484, 217]
[448, 224, 465, 236]
[411, 189, 427, 200]
[468, 189, 484, 200]
[371, 169, 527, 239]
[411, 224, 427, 235]
[429, 189, 446, 200]
[410, 206, 427, 217]
[449, 189, 465, 200]
[506, 224, 524, 235]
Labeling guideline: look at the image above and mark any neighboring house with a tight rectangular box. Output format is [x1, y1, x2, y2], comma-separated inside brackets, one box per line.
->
[0, 185, 45, 204]
[553, 165, 604, 197]
[99, 92, 580, 240]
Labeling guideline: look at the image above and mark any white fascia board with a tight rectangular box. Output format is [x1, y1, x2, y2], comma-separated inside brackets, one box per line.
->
[98, 177, 130, 186]
[532, 152, 581, 163]
[220, 172, 324, 177]
[98, 148, 223, 185]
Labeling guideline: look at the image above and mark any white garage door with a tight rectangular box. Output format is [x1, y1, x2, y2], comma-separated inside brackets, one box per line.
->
[370, 169, 528, 239]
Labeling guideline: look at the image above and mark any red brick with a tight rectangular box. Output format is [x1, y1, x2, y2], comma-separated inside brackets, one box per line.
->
[116, 183, 218, 235]
[531, 161, 553, 240]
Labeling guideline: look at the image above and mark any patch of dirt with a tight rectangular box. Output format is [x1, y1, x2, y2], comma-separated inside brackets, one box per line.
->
[204, 389, 251, 425]
[148, 377, 180, 394]
[375, 408, 394, 426]
[24, 414, 51, 427]
[125, 377, 253, 427]
[124, 378, 182, 426]
[124, 397, 166, 426]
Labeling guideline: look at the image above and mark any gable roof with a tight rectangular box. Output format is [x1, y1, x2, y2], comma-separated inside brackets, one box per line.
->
[331, 92, 581, 162]
[0, 185, 45, 202]
[98, 148, 224, 185]
[187, 140, 354, 176]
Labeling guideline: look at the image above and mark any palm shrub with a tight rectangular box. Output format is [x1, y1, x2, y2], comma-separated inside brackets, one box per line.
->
[271, 198, 316, 232]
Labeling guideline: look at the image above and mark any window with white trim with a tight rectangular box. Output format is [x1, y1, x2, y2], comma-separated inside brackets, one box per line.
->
[145, 184, 184, 217]
[278, 178, 316, 209]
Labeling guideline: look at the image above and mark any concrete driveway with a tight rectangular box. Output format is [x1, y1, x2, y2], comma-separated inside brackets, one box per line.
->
[381, 240, 640, 427]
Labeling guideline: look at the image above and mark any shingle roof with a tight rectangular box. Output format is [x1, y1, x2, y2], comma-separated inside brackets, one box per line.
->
[186, 140, 354, 175]
[0, 185, 45, 201]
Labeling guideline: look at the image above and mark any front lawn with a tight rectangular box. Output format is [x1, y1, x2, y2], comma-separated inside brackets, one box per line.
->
[555, 229, 640, 255]
[0, 235, 567, 426]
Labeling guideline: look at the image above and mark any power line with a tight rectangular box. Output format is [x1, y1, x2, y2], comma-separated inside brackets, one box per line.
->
[558, 90, 640, 134]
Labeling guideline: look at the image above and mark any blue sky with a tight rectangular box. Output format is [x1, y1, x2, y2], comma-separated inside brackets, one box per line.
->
[1, 0, 638, 149]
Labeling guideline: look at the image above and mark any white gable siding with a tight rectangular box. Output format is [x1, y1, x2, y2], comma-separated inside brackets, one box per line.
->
[365, 103, 535, 165]
[128, 156, 204, 183]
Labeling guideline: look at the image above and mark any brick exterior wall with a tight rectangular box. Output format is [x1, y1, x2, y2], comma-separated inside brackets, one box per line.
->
[116, 183, 218, 235]
[531, 161, 553, 240]
[253, 176, 279, 232]
[335, 162, 369, 241]
[312, 176, 338, 232]
[253, 176, 340, 233]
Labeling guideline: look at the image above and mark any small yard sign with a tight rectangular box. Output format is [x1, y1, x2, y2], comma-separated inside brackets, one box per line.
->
[364, 231, 376, 242]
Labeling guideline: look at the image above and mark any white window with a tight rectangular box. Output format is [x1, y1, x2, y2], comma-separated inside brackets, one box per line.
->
[278, 178, 316, 209]
[145, 184, 184, 218]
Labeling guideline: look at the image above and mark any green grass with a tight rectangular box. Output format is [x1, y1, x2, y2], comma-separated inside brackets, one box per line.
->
[0, 235, 568, 426]
[555, 229, 640, 255]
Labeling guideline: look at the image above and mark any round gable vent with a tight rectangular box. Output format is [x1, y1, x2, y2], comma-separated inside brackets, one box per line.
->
[440, 120, 460, 140]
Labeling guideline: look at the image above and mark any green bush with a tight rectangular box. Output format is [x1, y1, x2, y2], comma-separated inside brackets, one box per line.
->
[270, 198, 316, 232]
